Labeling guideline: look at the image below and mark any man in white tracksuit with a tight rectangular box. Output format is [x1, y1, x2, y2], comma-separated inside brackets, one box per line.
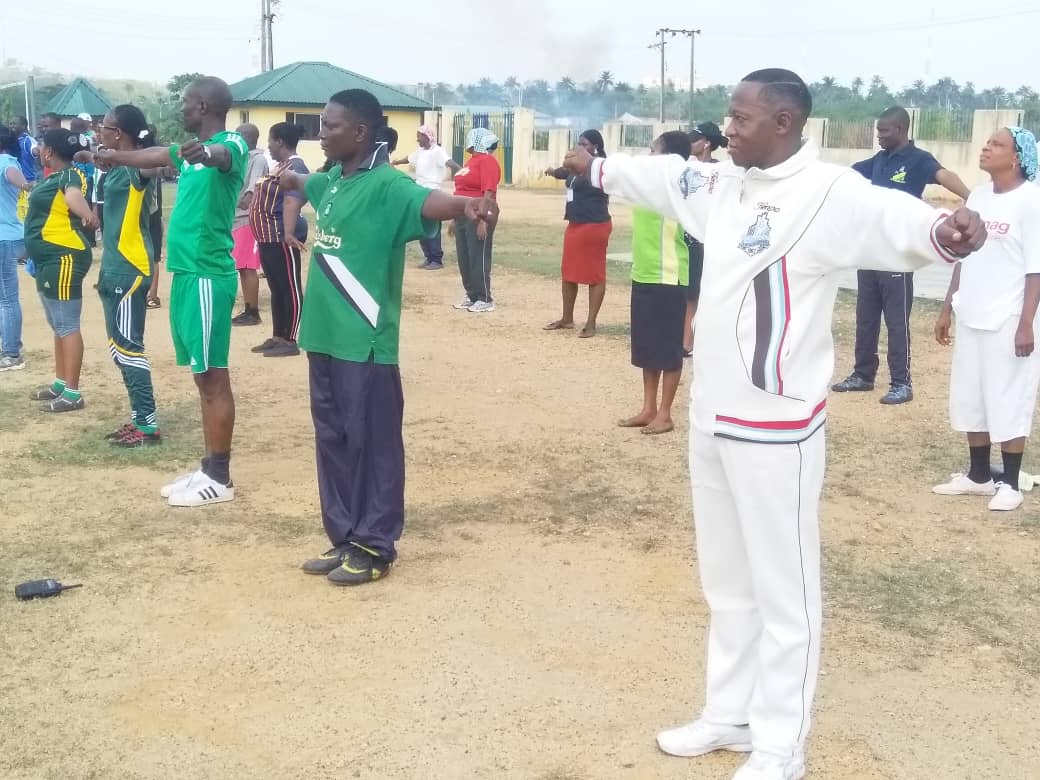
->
[565, 68, 986, 780]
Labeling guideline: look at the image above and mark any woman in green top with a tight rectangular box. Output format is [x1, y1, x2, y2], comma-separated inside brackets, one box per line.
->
[95, 104, 162, 446]
[620, 131, 691, 435]
[24, 128, 98, 413]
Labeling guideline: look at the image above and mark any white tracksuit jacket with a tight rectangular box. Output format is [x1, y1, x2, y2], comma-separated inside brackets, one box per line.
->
[590, 139, 960, 439]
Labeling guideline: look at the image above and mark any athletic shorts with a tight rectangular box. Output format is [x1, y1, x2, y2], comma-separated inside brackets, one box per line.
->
[231, 224, 260, 271]
[169, 272, 236, 373]
[34, 248, 92, 301]
[949, 317, 1040, 443]
[631, 281, 686, 371]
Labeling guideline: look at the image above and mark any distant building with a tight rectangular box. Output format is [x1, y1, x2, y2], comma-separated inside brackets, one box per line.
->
[45, 78, 112, 124]
[228, 61, 431, 171]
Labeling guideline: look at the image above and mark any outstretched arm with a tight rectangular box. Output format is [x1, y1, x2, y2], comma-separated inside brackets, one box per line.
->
[563, 146, 712, 240]
[96, 146, 174, 170]
[421, 191, 496, 224]
[934, 168, 971, 200]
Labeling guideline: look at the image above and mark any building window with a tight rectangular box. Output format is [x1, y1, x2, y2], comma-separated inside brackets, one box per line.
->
[239, 110, 249, 125]
[286, 112, 322, 141]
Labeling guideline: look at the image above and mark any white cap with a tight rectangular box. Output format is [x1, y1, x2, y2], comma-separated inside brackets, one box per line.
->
[76, 112, 92, 121]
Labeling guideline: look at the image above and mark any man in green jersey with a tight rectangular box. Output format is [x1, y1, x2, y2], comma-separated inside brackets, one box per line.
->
[272, 89, 495, 586]
[98, 77, 247, 507]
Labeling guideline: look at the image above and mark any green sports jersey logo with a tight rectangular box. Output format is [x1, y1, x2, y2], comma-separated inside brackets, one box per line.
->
[890, 166, 907, 184]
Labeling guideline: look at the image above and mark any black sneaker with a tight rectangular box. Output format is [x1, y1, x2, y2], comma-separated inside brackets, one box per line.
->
[831, 374, 874, 392]
[30, 385, 60, 401]
[232, 309, 262, 326]
[326, 543, 392, 586]
[251, 338, 278, 353]
[41, 395, 85, 413]
[301, 544, 351, 575]
[422, 262, 444, 270]
[263, 341, 301, 358]
[879, 384, 913, 405]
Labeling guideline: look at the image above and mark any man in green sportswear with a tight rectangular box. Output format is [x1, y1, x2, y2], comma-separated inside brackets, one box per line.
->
[98, 77, 246, 507]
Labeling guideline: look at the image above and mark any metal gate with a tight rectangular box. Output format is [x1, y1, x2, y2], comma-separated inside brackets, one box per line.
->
[451, 111, 514, 184]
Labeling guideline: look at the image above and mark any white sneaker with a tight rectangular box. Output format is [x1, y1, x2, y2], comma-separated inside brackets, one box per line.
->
[988, 481, 1024, 511]
[467, 300, 495, 313]
[732, 752, 806, 780]
[160, 471, 197, 498]
[656, 719, 752, 758]
[453, 297, 473, 310]
[167, 470, 235, 507]
[932, 473, 996, 496]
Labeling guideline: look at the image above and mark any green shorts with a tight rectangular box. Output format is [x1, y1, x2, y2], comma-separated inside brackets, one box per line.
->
[34, 248, 92, 301]
[169, 272, 237, 373]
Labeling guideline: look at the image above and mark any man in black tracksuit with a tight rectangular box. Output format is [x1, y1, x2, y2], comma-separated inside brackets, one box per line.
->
[832, 105, 970, 404]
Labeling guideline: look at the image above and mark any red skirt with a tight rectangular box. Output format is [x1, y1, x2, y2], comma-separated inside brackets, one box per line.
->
[561, 220, 612, 285]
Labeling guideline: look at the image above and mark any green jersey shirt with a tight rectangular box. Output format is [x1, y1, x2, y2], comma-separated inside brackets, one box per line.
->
[166, 131, 247, 277]
[631, 206, 689, 286]
[299, 161, 436, 365]
[101, 166, 154, 276]
[24, 167, 89, 259]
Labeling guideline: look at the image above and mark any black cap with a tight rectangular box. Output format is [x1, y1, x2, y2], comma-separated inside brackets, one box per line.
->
[690, 121, 728, 149]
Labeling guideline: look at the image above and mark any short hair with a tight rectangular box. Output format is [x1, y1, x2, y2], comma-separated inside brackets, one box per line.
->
[236, 123, 260, 147]
[112, 104, 155, 148]
[742, 68, 813, 118]
[879, 106, 910, 130]
[270, 121, 306, 148]
[41, 112, 61, 125]
[42, 128, 87, 162]
[191, 76, 233, 114]
[378, 125, 398, 153]
[14, 115, 28, 127]
[580, 129, 607, 158]
[656, 130, 692, 159]
[329, 89, 384, 135]
[0, 125, 18, 156]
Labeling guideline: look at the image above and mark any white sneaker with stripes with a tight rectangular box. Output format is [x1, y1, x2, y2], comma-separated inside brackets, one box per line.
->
[167, 470, 235, 507]
[160, 471, 197, 498]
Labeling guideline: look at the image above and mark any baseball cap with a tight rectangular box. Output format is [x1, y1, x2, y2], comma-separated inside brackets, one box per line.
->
[690, 121, 728, 149]
[76, 112, 92, 122]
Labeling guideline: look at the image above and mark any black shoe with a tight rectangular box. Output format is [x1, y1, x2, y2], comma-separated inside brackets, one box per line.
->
[232, 309, 262, 326]
[301, 544, 351, 575]
[251, 338, 278, 353]
[263, 341, 300, 358]
[831, 374, 874, 392]
[422, 261, 444, 270]
[326, 543, 392, 586]
[879, 384, 913, 405]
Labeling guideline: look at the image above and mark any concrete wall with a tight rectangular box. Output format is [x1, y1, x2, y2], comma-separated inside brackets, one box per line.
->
[237, 105, 423, 173]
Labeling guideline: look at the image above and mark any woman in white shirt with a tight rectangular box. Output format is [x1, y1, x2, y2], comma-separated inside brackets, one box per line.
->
[934, 126, 1040, 511]
[392, 125, 450, 269]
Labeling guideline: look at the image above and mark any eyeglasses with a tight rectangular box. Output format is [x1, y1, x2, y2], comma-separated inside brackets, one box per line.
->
[98, 124, 120, 132]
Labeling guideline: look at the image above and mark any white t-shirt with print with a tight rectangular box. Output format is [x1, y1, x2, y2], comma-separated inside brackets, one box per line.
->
[954, 181, 1040, 331]
[408, 145, 451, 190]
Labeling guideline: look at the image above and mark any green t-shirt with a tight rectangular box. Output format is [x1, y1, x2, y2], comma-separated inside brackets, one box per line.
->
[631, 206, 689, 286]
[299, 163, 436, 365]
[166, 131, 247, 277]
[101, 166, 154, 277]
[24, 167, 89, 259]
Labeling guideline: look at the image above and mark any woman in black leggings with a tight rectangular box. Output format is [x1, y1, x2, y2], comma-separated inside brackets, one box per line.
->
[249, 122, 309, 357]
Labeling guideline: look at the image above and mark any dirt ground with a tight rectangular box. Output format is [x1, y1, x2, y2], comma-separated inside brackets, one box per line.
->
[2, 188, 1039, 780]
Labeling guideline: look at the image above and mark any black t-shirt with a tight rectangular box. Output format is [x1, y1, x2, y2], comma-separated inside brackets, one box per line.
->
[551, 168, 610, 224]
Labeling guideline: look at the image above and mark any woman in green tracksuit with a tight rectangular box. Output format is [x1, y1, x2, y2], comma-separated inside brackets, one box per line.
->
[95, 104, 161, 446]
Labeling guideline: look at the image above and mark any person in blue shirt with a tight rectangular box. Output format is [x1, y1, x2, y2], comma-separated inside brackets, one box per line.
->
[9, 116, 38, 183]
[832, 105, 970, 405]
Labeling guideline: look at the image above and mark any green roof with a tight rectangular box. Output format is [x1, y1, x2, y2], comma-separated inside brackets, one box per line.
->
[229, 62, 430, 112]
[45, 78, 112, 118]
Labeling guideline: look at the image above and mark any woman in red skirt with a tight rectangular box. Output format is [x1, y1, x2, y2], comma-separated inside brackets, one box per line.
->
[543, 130, 611, 338]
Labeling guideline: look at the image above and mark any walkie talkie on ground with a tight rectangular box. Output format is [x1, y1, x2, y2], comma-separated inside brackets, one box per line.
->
[14, 579, 83, 601]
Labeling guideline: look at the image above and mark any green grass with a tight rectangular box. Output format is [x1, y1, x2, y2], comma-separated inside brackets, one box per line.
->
[493, 219, 634, 286]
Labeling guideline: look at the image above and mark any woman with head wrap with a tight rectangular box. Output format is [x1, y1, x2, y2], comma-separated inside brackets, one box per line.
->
[934, 127, 1040, 511]
[393, 124, 452, 269]
[449, 127, 501, 312]
[543, 129, 611, 338]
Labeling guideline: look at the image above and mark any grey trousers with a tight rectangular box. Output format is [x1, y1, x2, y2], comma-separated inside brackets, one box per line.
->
[454, 218, 495, 303]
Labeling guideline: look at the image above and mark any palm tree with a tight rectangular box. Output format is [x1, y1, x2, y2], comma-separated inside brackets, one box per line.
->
[851, 77, 864, 98]
[596, 71, 614, 93]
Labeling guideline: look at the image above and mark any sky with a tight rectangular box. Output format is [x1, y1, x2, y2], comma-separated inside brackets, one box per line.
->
[3, 0, 1039, 93]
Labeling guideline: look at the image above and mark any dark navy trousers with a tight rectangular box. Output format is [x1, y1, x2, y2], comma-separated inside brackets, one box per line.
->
[853, 269, 914, 387]
[308, 353, 405, 561]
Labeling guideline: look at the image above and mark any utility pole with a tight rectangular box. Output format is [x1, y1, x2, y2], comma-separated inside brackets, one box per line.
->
[260, 0, 277, 72]
[661, 28, 701, 126]
[648, 30, 668, 122]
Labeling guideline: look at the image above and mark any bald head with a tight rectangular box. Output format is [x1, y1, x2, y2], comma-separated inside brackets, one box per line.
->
[181, 76, 234, 134]
[192, 76, 233, 115]
[236, 123, 260, 149]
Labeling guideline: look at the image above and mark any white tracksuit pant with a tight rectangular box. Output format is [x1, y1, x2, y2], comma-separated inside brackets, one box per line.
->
[690, 426, 825, 759]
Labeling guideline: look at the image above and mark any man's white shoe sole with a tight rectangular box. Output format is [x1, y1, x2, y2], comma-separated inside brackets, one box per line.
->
[932, 484, 995, 496]
[657, 737, 753, 757]
[168, 488, 235, 508]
